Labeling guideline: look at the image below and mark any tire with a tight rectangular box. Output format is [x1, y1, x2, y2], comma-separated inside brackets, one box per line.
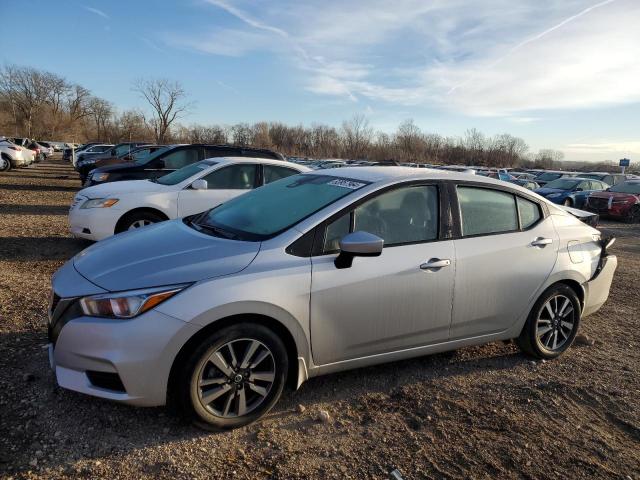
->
[625, 205, 640, 224]
[177, 323, 288, 430]
[516, 283, 581, 360]
[116, 210, 166, 233]
[563, 198, 573, 207]
[0, 155, 10, 172]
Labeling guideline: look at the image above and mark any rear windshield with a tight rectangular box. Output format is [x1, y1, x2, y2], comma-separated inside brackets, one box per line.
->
[536, 172, 564, 181]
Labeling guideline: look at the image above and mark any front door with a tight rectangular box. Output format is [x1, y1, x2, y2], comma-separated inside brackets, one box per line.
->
[310, 184, 455, 365]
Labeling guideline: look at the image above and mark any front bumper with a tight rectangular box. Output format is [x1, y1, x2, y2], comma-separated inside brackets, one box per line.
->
[49, 308, 199, 406]
[582, 255, 617, 317]
[69, 202, 121, 241]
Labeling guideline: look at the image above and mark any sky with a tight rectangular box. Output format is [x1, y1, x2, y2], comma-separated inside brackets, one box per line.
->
[1, 0, 639, 163]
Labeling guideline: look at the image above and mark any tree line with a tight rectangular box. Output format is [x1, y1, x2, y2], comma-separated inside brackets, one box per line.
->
[0, 64, 627, 171]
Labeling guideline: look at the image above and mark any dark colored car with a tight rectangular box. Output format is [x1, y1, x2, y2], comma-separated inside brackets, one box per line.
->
[91, 145, 167, 170]
[534, 171, 577, 187]
[579, 172, 627, 187]
[535, 177, 609, 208]
[585, 180, 640, 223]
[63, 143, 101, 161]
[77, 142, 150, 181]
[84, 144, 286, 186]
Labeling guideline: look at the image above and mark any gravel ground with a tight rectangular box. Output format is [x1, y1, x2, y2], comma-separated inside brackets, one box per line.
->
[0, 159, 638, 479]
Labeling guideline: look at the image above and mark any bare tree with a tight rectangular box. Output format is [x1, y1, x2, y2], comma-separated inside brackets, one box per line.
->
[87, 97, 113, 141]
[133, 78, 191, 143]
[341, 114, 373, 159]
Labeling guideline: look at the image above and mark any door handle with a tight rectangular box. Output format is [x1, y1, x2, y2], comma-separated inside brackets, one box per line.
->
[420, 258, 451, 271]
[531, 237, 552, 247]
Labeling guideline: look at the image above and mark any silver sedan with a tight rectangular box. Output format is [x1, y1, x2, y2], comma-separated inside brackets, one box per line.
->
[48, 167, 617, 429]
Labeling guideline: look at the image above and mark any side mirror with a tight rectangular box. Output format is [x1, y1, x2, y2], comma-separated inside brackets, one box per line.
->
[191, 179, 208, 190]
[335, 231, 384, 269]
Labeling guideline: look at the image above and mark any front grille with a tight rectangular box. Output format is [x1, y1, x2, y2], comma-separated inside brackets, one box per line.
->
[587, 197, 609, 211]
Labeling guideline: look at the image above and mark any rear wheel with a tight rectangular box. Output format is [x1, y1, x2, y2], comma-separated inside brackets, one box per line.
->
[563, 198, 573, 207]
[0, 155, 10, 172]
[516, 284, 581, 359]
[178, 323, 288, 430]
[116, 210, 166, 233]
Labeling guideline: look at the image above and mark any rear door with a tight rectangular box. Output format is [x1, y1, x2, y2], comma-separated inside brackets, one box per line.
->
[450, 185, 558, 339]
[177, 163, 258, 216]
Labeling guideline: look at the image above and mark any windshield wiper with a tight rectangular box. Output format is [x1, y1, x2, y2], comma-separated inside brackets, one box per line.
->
[192, 221, 239, 239]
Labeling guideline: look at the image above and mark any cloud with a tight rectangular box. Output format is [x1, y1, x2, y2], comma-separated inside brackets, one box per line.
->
[565, 141, 640, 153]
[82, 5, 109, 19]
[166, 0, 640, 117]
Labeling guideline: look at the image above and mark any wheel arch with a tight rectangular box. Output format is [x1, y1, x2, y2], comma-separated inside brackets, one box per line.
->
[166, 313, 304, 407]
[114, 207, 170, 233]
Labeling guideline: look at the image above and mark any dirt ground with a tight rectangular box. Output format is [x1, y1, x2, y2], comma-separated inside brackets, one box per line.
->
[0, 158, 638, 480]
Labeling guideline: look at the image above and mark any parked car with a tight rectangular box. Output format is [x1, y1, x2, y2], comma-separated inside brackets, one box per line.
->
[73, 144, 114, 168]
[84, 144, 286, 187]
[0, 138, 33, 168]
[535, 177, 608, 207]
[510, 179, 540, 190]
[0, 154, 8, 172]
[83, 145, 165, 174]
[76, 143, 147, 180]
[534, 171, 577, 187]
[49, 167, 617, 429]
[585, 180, 640, 223]
[69, 157, 309, 240]
[579, 172, 627, 187]
[28, 141, 54, 161]
[512, 172, 537, 181]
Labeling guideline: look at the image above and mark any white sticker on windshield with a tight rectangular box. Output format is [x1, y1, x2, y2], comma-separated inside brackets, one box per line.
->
[328, 179, 366, 190]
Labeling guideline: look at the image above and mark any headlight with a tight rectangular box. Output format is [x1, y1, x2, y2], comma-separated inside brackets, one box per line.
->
[79, 285, 188, 319]
[80, 198, 119, 209]
[92, 173, 110, 182]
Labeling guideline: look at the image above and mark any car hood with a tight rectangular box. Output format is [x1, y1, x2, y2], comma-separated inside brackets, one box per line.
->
[77, 180, 170, 198]
[73, 219, 261, 291]
[535, 187, 567, 196]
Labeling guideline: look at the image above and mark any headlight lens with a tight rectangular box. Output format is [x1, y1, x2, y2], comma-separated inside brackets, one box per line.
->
[92, 173, 110, 182]
[81, 198, 119, 209]
[79, 285, 188, 319]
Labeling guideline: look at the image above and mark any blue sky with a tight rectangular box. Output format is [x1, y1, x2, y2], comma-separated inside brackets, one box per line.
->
[2, 0, 639, 162]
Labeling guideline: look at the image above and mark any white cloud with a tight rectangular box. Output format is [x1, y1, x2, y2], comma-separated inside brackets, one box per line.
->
[82, 5, 109, 19]
[166, 0, 640, 117]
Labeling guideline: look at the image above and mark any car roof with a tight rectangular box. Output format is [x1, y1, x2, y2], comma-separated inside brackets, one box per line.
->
[208, 156, 309, 169]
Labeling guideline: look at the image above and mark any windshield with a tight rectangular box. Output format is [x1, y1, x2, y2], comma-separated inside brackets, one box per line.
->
[544, 178, 580, 190]
[609, 182, 640, 194]
[536, 172, 564, 181]
[196, 174, 369, 240]
[156, 160, 217, 185]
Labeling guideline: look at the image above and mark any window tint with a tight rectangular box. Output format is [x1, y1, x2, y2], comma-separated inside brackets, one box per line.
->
[577, 181, 590, 191]
[114, 144, 133, 156]
[458, 187, 518, 236]
[264, 165, 299, 184]
[517, 197, 541, 229]
[161, 148, 200, 169]
[202, 164, 256, 190]
[204, 147, 237, 158]
[603, 176, 614, 185]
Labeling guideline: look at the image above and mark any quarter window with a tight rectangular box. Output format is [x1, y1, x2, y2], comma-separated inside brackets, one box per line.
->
[517, 196, 541, 229]
[202, 164, 256, 190]
[458, 187, 518, 236]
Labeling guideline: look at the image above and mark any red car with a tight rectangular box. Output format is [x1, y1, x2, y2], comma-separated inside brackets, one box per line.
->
[585, 180, 640, 223]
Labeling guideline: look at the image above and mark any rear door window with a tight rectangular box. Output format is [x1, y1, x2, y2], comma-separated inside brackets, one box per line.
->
[457, 187, 518, 236]
[202, 164, 257, 189]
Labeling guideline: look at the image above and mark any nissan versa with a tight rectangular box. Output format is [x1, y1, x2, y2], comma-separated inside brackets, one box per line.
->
[48, 167, 617, 429]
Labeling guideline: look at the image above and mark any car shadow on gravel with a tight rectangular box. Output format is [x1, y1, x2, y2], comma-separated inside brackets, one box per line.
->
[0, 183, 78, 192]
[0, 204, 71, 215]
[0, 236, 91, 261]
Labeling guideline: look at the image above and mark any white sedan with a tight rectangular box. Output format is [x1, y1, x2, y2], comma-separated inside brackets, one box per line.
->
[69, 157, 310, 241]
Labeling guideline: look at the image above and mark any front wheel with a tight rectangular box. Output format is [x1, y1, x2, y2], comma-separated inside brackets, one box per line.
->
[625, 205, 640, 224]
[178, 323, 288, 430]
[516, 284, 581, 359]
[116, 211, 166, 233]
[563, 198, 573, 207]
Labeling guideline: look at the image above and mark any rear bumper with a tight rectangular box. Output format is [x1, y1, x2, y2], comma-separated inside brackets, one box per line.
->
[583, 255, 617, 317]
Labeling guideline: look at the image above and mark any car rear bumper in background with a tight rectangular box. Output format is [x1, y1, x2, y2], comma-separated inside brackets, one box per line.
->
[582, 255, 617, 317]
[49, 309, 199, 406]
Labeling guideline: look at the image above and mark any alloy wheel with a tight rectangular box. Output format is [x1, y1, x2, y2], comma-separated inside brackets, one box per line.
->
[536, 295, 575, 351]
[128, 219, 153, 229]
[196, 338, 276, 418]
